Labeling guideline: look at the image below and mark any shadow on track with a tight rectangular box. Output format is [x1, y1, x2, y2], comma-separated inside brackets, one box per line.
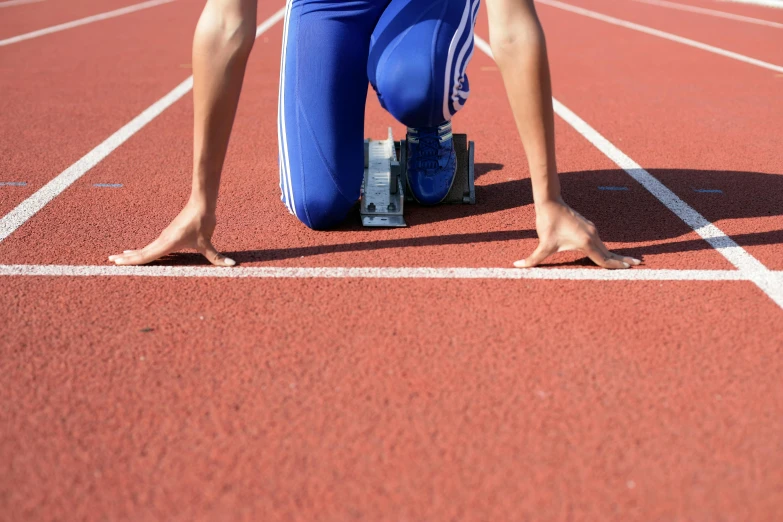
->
[153, 167, 783, 265]
[154, 230, 536, 265]
[386, 166, 783, 244]
[559, 168, 783, 258]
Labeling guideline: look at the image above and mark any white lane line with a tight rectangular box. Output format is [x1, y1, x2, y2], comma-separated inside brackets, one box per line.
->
[474, 35, 783, 308]
[0, 264, 754, 281]
[0, 0, 176, 47]
[0, 77, 191, 240]
[535, 0, 783, 74]
[632, 0, 783, 28]
[0, 0, 45, 8]
[0, 7, 286, 243]
[718, 0, 783, 8]
[754, 272, 783, 304]
[472, 35, 494, 60]
[550, 100, 770, 274]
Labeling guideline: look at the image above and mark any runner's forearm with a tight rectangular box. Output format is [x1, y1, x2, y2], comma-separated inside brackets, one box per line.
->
[486, 0, 561, 206]
[189, 0, 256, 213]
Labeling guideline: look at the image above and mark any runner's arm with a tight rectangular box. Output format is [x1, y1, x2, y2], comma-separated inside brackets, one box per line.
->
[485, 0, 640, 268]
[109, 0, 256, 266]
[190, 0, 257, 214]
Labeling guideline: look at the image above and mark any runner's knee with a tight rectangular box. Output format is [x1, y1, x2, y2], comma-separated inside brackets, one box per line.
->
[281, 170, 356, 230]
[298, 192, 355, 230]
[369, 0, 479, 128]
[374, 53, 442, 128]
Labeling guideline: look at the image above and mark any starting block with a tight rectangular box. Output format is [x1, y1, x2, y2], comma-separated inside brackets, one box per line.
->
[361, 128, 475, 227]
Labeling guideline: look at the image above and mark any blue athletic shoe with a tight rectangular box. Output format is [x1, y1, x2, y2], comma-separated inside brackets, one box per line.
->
[406, 122, 457, 205]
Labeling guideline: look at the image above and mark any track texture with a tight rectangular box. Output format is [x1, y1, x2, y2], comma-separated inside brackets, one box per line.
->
[1, 0, 782, 520]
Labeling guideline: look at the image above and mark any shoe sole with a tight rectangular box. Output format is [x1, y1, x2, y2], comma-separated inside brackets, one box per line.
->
[407, 149, 458, 206]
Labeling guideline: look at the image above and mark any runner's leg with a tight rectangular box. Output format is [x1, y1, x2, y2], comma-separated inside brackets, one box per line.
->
[277, 0, 386, 229]
[368, 0, 480, 128]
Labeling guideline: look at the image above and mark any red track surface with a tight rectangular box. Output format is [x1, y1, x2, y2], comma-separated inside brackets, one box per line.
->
[650, 0, 783, 22]
[562, 0, 783, 64]
[0, 0, 140, 39]
[1, 0, 782, 520]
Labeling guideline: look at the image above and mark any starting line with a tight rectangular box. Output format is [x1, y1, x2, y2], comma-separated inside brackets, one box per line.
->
[1, 264, 781, 283]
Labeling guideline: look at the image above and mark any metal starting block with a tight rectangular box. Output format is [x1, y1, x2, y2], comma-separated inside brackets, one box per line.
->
[360, 128, 475, 227]
[361, 128, 405, 227]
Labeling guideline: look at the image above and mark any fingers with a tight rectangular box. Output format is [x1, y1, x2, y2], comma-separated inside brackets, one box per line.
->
[201, 243, 236, 267]
[108, 238, 236, 267]
[616, 254, 642, 267]
[514, 240, 642, 270]
[592, 239, 642, 268]
[108, 252, 146, 265]
[513, 242, 555, 268]
[108, 249, 163, 266]
[584, 241, 642, 269]
[108, 250, 136, 261]
[585, 245, 626, 269]
[109, 237, 174, 266]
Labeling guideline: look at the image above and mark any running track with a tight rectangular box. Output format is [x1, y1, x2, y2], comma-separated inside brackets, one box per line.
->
[1, 0, 782, 519]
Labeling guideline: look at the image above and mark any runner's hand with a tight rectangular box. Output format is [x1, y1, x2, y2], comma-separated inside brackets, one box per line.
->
[108, 203, 235, 267]
[516, 199, 641, 269]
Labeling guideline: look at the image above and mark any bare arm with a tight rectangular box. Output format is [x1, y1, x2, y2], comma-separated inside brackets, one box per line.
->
[110, 0, 257, 266]
[485, 0, 639, 269]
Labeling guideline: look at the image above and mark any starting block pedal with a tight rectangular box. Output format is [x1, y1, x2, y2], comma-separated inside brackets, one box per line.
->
[361, 128, 475, 227]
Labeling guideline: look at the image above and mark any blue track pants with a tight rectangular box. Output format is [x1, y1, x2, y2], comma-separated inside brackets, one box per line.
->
[277, 0, 480, 229]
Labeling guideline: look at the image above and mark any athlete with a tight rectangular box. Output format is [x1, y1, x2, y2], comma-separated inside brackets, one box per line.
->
[109, 0, 640, 269]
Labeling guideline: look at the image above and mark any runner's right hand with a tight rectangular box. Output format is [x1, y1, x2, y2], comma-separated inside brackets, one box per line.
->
[108, 202, 235, 267]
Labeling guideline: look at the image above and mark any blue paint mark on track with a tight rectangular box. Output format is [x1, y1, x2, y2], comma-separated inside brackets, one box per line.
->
[693, 188, 723, 194]
[598, 186, 630, 191]
[93, 183, 123, 188]
[0, 181, 27, 187]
